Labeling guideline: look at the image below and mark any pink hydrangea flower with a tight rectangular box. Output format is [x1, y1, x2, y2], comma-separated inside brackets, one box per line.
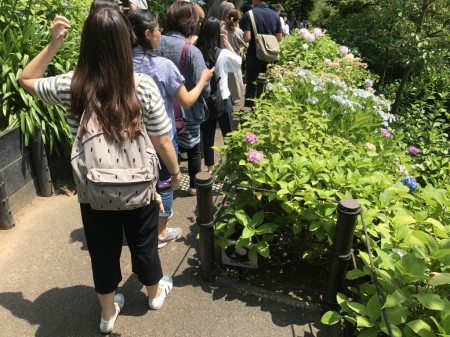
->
[380, 128, 394, 138]
[247, 150, 264, 163]
[304, 33, 315, 42]
[244, 132, 258, 145]
[313, 28, 324, 38]
[408, 146, 419, 155]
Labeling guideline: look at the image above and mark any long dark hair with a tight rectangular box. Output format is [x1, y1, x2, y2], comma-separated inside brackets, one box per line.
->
[71, 7, 142, 143]
[128, 9, 159, 53]
[196, 17, 221, 65]
[89, 0, 119, 14]
[166, 1, 199, 38]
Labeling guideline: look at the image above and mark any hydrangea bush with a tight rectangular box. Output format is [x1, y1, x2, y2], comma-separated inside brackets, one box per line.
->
[216, 28, 450, 336]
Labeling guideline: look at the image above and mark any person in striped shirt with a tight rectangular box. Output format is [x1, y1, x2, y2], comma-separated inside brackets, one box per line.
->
[19, 8, 178, 334]
[128, 9, 214, 248]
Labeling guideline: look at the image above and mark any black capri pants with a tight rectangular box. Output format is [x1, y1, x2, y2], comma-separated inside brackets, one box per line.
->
[80, 200, 163, 294]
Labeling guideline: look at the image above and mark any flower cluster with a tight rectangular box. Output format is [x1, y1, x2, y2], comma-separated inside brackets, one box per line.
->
[244, 132, 258, 145]
[408, 146, 420, 155]
[244, 134, 264, 163]
[299, 28, 315, 42]
[380, 128, 394, 138]
[364, 79, 373, 88]
[313, 28, 325, 38]
[366, 143, 376, 151]
[401, 176, 419, 192]
[339, 46, 349, 56]
[247, 149, 264, 163]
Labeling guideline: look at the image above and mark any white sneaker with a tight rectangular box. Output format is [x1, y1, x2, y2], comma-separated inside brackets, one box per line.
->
[99, 293, 125, 334]
[149, 275, 173, 310]
[158, 227, 182, 249]
[188, 187, 197, 196]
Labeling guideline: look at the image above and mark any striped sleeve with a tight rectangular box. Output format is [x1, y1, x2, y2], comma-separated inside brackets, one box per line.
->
[34, 73, 79, 138]
[137, 74, 172, 136]
[34, 73, 72, 109]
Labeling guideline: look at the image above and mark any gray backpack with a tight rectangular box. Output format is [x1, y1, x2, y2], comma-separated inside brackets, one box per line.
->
[71, 75, 159, 210]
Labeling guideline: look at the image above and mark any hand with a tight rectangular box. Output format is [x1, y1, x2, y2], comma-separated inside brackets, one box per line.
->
[220, 29, 229, 45]
[50, 15, 71, 48]
[201, 67, 215, 83]
[168, 171, 181, 191]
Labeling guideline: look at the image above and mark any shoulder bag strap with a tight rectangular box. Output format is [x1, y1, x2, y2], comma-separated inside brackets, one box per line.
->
[248, 10, 259, 37]
[178, 42, 191, 73]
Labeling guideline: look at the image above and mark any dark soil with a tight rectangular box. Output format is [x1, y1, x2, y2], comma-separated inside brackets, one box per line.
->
[219, 242, 329, 304]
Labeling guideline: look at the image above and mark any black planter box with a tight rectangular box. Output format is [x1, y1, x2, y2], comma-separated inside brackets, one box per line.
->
[0, 125, 53, 229]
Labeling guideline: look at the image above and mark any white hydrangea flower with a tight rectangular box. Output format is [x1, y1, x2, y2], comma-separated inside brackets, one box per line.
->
[339, 46, 349, 56]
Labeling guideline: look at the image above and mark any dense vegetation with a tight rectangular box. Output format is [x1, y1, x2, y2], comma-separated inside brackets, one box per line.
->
[215, 26, 450, 336]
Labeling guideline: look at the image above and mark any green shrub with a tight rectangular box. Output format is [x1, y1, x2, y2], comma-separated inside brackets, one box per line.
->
[216, 28, 450, 336]
[0, 0, 90, 154]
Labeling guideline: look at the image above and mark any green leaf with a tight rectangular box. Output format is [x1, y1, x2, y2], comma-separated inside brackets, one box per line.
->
[346, 268, 369, 280]
[412, 294, 445, 311]
[255, 223, 278, 235]
[235, 210, 250, 226]
[383, 290, 406, 308]
[252, 211, 265, 226]
[366, 294, 381, 321]
[257, 241, 270, 257]
[393, 214, 417, 226]
[347, 301, 368, 316]
[406, 319, 437, 337]
[425, 218, 449, 239]
[395, 254, 427, 281]
[379, 189, 392, 206]
[241, 226, 255, 239]
[356, 316, 375, 328]
[320, 311, 342, 325]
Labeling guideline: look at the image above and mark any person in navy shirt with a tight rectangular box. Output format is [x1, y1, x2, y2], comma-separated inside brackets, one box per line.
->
[240, 0, 282, 108]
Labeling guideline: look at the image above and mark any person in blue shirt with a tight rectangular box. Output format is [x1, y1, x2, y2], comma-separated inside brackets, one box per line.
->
[128, 9, 214, 248]
[240, 0, 282, 108]
[155, 1, 211, 196]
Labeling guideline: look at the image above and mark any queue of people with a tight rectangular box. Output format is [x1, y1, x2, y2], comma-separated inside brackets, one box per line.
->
[18, 0, 296, 334]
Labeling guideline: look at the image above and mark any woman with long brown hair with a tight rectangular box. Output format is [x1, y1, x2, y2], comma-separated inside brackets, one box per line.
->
[19, 7, 179, 334]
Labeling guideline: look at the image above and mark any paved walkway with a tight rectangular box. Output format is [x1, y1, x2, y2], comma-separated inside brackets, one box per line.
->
[0, 110, 332, 336]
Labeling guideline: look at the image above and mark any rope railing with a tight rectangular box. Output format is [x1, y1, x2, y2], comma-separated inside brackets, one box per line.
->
[196, 165, 394, 336]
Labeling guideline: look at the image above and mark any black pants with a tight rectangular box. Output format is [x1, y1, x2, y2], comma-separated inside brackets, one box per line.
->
[80, 201, 162, 294]
[245, 56, 269, 108]
[201, 97, 233, 167]
[179, 143, 201, 188]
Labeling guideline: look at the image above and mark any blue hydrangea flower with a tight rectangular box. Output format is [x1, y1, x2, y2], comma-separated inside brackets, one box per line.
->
[401, 176, 418, 192]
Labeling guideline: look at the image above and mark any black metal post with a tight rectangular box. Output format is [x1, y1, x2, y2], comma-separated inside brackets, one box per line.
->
[0, 173, 15, 230]
[256, 74, 267, 98]
[29, 125, 53, 197]
[323, 198, 361, 312]
[195, 171, 217, 281]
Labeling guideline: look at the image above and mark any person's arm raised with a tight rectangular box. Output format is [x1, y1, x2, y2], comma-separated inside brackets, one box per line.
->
[19, 15, 71, 95]
[174, 67, 214, 109]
